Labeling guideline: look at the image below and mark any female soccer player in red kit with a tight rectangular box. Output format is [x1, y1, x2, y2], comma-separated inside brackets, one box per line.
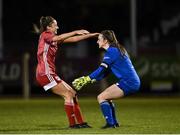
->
[36, 16, 98, 128]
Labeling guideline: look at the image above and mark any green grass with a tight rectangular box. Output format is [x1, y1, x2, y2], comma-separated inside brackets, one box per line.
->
[0, 97, 180, 134]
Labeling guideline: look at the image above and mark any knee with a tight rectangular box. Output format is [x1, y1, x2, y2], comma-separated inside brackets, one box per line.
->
[97, 94, 105, 104]
[63, 91, 73, 102]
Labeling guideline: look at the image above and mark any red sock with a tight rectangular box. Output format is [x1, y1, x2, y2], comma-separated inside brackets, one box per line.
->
[64, 102, 76, 126]
[73, 97, 84, 124]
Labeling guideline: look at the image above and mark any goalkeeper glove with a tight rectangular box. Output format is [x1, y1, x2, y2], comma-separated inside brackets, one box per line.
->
[72, 76, 96, 91]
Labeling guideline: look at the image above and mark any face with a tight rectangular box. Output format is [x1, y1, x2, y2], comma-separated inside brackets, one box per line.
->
[97, 34, 107, 48]
[48, 20, 59, 34]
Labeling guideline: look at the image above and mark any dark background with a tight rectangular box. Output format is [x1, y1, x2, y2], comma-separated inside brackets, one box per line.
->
[0, 0, 180, 96]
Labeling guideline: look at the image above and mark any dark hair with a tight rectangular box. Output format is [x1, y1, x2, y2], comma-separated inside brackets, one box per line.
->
[39, 16, 55, 33]
[101, 30, 127, 56]
[33, 16, 55, 34]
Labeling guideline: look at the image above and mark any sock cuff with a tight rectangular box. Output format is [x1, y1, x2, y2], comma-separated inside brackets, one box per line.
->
[108, 101, 115, 106]
[100, 100, 109, 105]
[65, 102, 74, 106]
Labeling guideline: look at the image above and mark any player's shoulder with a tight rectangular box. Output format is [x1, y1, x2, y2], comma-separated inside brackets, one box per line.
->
[107, 47, 119, 54]
[41, 31, 53, 37]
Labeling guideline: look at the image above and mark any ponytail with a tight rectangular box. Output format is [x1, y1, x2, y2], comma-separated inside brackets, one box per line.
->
[32, 23, 40, 34]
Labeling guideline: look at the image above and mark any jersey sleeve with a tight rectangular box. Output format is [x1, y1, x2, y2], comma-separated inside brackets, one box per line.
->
[44, 32, 54, 44]
[89, 49, 118, 81]
[89, 65, 110, 81]
[102, 50, 116, 66]
[89, 52, 115, 81]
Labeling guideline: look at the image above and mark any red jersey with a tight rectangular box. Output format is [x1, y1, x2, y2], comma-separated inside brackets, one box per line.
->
[36, 31, 58, 76]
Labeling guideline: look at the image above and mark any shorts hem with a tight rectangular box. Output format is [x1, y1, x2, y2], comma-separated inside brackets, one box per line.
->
[43, 80, 58, 91]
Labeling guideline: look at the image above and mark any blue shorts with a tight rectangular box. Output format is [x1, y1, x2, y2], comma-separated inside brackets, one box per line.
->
[116, 79, 140, 96]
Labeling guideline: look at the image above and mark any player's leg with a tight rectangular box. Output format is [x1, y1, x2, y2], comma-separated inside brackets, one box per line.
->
[97, 84, 124, 128]
[73, 96, 92, 128]
[36, 74, 78, 128]
[59, 81, 84, 123]
[73, 96, 84, 123]
[98, 84, 124, 103]
[108, 100, 120, 127]
[51, 81, 77, 128]
[59, 81, 91, 128]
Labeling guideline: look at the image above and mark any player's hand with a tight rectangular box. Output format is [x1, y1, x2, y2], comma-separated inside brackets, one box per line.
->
[72, 76, 95, 91]
[89, 33, 100, 37]
[75, 30, 90, 35]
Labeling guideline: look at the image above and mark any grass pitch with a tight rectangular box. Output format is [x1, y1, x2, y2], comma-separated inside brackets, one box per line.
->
[0, 97, 180, 134]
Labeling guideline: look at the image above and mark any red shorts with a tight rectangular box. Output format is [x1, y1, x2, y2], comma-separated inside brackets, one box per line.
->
[36, 74, 62, 91]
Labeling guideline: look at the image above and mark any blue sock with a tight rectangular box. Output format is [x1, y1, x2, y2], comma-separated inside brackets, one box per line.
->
[109, 101, 118, 125]
[100, 101, 114, 125]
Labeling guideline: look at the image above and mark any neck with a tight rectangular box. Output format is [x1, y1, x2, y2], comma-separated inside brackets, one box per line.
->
[103, 43, 110, 50]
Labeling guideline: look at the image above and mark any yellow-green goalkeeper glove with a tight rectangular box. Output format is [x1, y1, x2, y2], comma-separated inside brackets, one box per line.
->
[72, 76, 96, 91]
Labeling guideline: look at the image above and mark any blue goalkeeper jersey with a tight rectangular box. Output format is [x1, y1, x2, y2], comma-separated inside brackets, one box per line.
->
[89, 46, 140, 87]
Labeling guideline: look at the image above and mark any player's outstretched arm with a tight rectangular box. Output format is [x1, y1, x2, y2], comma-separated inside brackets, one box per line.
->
[63, 33, 99, 43]
[52, 29, 90, 43]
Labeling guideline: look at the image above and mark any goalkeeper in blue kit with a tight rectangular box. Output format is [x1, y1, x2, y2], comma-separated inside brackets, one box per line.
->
[72, 30, 140, 128]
